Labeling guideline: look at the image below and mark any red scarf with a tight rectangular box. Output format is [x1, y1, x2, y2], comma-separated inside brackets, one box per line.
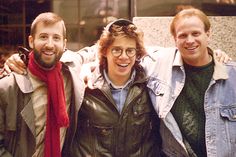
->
[28, 52, 69, 157]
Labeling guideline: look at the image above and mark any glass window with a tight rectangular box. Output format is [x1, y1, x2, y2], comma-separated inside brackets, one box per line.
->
[53, 0, 130, 51]
[0, 0, 50, 48]
[136, 0, 236, 16]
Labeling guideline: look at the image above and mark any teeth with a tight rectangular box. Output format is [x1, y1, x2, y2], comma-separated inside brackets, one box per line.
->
[186, 47, 197, 50]
[118, 64, 128, 67]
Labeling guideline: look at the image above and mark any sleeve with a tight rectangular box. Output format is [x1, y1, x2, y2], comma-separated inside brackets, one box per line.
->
[141, 46, 162, 72]
[0, 97, 13, 157]
[0, 78, 14, 157]
[75, 44, 98, 64]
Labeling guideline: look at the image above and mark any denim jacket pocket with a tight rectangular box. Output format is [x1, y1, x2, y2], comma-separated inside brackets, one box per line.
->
[219, 105, 236, 148]
[147, 76, 166, 96]
[220, 105, 236, 122]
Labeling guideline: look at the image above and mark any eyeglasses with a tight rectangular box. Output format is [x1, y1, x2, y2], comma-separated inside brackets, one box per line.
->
[111, 47, 137, 58]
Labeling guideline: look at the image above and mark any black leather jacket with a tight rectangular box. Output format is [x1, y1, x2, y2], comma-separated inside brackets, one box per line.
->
[68, 66, 162, 157]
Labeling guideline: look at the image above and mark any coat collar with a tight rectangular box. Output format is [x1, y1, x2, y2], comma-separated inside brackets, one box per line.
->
[14, 73, 34, 93]
[14, 50, 77, 94]
[173, 48, 228, 80]
[90, 65, 148, 89]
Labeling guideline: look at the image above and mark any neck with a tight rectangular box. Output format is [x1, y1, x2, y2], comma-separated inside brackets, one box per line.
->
[109, 75, 130, 86]
[105, 70, 132, 87]
[184, 52, 212, 67]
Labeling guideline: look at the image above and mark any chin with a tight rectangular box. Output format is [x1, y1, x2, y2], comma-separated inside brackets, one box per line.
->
[39, 61, 56, 69]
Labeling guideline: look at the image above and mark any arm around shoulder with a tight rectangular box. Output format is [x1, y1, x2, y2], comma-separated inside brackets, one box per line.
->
[74, 45, 98, 64]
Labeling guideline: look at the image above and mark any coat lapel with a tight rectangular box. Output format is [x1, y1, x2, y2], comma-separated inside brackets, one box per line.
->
[14, 73, 36, 136]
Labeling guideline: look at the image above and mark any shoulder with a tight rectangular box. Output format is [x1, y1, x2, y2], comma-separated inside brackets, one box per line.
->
[142, 46, 177, 66]
[225, 60, 236, 67]
[225, 61, 236, 74]
[0, 73, 18, 104]
[0, 73, 16, 89]
[141, 47, 178, 76]
[224, 60, 236, 70]
[0, 73, 32, 93]
[75, 45, 97, 63]
[145, 46, 177, 59]
[61, 49, 83, 66]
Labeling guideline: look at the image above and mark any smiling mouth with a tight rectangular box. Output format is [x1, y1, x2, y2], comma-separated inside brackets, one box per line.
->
[117, 63, 129, 67]
[42, 51, 54, 56]
[185, 46, 198, 50]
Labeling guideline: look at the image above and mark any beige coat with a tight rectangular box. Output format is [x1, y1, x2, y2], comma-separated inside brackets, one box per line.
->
[0, 50, 86, 157]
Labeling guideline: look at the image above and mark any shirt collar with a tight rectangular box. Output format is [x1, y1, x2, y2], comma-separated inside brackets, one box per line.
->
[103, 69, 136, 89]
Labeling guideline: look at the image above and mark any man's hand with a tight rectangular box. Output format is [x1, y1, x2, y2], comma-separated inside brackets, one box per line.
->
[214, 49, 232, 63]
[0, 68, 7, 78]
[4, 53, 27, 75]
[80, 62, 97, 89]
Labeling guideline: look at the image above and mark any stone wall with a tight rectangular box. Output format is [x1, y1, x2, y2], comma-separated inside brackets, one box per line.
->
[133, 16, 236, 60]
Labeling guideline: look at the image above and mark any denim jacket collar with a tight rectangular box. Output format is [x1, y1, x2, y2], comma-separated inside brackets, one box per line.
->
[173, 49, 228, 80]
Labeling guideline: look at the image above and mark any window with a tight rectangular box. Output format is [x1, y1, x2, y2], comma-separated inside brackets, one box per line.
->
[53, 0, 130, 51]
[135, 0, 236, 16]
[0, 0, 51, 49]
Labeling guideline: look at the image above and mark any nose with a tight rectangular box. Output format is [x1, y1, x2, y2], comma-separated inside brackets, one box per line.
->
[186, 35, 195, 43]
[45, 37, 54, 48]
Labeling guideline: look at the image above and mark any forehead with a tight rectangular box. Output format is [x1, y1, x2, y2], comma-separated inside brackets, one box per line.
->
[175, 16, 205, 32]
[34, 21, 64, 36]
[111, 36, 136, 47]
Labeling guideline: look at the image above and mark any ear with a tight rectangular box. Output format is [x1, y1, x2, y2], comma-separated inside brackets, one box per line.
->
[28, 35, 34, 49]
[172, 33, 177, 44]
[63, 38, 67, 51]
[206, 30, 210, 43]
[102, 50, 108, 58]
[102, 54, 107, 58]
[174, 37, 178, 47]
[206, 30, 210, 37]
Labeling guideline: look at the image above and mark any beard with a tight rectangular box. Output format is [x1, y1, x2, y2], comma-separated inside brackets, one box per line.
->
[33, 48, 63, 69]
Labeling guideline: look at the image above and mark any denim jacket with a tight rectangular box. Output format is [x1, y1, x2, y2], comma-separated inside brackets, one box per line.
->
[142, 47, 236, 157]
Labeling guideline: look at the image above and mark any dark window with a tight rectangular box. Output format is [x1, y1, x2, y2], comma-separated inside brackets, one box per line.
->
[0, 0, 51, 49]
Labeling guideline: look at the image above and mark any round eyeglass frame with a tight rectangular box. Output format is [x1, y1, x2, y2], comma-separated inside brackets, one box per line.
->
[110, 47, 137, 58]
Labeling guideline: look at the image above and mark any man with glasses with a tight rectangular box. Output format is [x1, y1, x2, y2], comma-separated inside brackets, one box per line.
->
[64, 19, 163, 157]
[110, 46, 137, 58]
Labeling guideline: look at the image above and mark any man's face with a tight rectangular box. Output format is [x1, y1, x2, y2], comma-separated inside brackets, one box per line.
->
[28, 22, 66, 68]
[174, 16, 210, 66]
[106, 36, 136, 86]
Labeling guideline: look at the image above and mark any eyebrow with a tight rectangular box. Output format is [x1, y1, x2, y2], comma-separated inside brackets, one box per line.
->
[111, 46, 136, 49]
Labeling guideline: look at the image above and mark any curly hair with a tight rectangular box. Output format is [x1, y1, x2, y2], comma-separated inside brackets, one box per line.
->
[97, 19, 147, 71]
